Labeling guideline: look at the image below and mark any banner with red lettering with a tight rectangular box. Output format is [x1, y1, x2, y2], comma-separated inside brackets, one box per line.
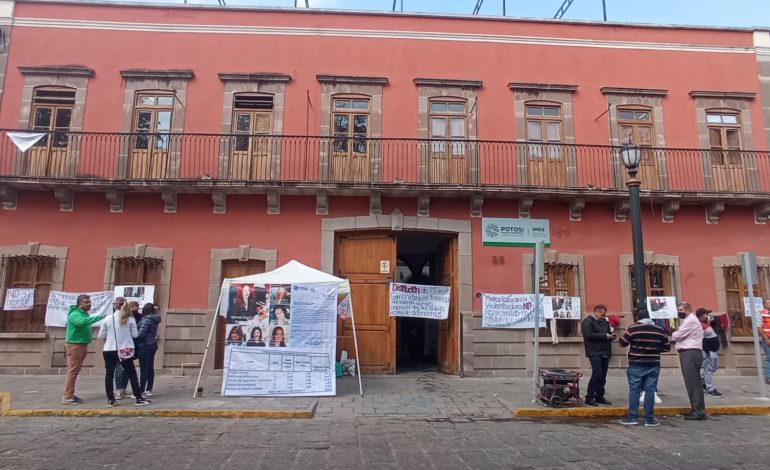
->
[388, 282, 450, 319]
[482, 293, 545, 328]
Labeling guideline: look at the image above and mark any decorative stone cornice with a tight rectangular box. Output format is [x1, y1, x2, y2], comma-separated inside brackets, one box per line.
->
[316, 75, 388, 85]
[600, 87, 668, 96]
[218, 73, 291, 83]
[19, 65, 94, 77]
[413, 78, 482, 89]
[508, 82, 578, 93]
[120, 69, 195, 80]
[688, 90, 755, 100]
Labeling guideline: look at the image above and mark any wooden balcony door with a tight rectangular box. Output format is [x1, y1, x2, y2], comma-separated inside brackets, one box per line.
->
[526, 104, 567, 187]
[331, 98, 371, 182]
[130, 94, 173, 179]
[429, 101, 468, 184]
[708, 112, 747, 192]
[215, 259, 266, 369]
[436, 237, 459, 374]
[336, 233, 396, 374]
[28, 90, 74, 177]
[231, 111, 272, 180]
[619, 108, 660, 190]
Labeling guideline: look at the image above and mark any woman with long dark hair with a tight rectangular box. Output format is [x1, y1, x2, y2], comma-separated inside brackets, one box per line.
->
[227, 325, 245, 345]
[136, 302, 161, 398]
[246, 327, 265, 347]
[270, 326, 286, 347]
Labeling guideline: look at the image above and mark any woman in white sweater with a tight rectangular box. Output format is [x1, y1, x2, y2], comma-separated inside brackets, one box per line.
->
[99, 302, 151, 407]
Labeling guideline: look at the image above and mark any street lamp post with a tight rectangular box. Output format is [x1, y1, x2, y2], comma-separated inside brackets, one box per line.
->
[621, 143, 649, 320]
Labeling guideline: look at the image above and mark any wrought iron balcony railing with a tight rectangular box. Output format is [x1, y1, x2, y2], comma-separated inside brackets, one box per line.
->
[1, 130, 769, 194]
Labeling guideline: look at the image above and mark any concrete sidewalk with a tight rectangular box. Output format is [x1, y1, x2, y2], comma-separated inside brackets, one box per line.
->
[1, 372, 769, 419]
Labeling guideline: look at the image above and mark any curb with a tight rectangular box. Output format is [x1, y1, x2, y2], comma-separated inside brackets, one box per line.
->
[514, 404, 770, 418]
[0, 392, 316, 419]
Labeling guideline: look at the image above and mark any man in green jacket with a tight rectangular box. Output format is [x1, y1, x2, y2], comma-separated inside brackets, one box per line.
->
[62, 294, 107, 405]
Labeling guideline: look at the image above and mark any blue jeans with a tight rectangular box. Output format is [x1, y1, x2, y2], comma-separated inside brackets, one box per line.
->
[115, 363, 128, 390]
[626, 363, 660, 422]
[701, 350, 719, 392]
[763, 341, 770, 380]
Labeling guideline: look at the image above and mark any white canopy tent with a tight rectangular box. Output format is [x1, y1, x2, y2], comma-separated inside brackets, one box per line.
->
[194, 260, 363, 397]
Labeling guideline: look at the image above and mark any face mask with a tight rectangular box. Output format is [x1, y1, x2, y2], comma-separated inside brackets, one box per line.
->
[677, 312, 687, 319]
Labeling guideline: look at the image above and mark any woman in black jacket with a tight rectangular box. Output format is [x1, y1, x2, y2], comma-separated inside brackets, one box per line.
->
[135, 303, 161, 398]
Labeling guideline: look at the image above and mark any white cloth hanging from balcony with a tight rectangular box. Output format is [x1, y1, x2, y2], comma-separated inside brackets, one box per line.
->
[7, 132, 46, 152]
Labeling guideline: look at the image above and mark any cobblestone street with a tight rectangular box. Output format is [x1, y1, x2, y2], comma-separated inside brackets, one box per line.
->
[1, 414, 769, 469]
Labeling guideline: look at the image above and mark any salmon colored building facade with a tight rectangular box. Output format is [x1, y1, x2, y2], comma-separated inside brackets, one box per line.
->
[0, 0, 769, 377]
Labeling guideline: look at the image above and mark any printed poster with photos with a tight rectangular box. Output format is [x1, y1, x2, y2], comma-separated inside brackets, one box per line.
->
[647, 296, 677, 319]
[114, 285, 155, 309]
[221, 282, 338, 397]
[543, 296, 581, 320]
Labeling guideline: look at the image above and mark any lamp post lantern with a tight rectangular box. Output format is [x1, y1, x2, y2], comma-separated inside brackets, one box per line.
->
[621, 143, 649, 320]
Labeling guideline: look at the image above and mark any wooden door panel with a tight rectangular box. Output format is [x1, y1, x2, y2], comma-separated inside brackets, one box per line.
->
[528, 159, 567, 187]
[336, 234, 396, 374]
[437, 237, 459, 374]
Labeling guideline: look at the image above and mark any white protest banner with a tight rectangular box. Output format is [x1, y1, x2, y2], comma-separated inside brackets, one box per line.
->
[114, 285, 155, 309]
[3, 288, 35, 311]
[482, 293, 544, 328]
[743, 296, 763, 316]
[544, 296, 581, 320]
[222, 347, 335, 397]
[45, 291, 114, 327]
[290, 283, 338, 349]
[222, 282, 339, 397]
[388, 282, 450, 320]
[647, 296, 677, 319]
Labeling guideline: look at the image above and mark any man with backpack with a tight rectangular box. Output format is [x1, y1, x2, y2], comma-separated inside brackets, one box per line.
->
[697, 308, 723, 397]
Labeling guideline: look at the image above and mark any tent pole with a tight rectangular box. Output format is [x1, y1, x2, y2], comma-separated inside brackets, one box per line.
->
[194, 286, 226, 398]
[348, 298, 364, 397]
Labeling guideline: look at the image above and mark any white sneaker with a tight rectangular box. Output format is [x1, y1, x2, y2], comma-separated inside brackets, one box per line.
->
[654, 393, 662, 404]
[143, 391, 153, 398]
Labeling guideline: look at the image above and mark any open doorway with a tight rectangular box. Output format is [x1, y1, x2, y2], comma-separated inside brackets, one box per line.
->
[395, 233, 456, 373]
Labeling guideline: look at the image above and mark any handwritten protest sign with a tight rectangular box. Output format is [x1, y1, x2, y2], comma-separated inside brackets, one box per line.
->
[482, 293, 545, 328]
[45, 291, 113, 327]
[388, 282, 450, 320]
[3, 288, 35, 311]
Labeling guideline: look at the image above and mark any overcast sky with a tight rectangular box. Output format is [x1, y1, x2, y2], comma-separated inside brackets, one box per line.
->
[97, 0, 770, 28]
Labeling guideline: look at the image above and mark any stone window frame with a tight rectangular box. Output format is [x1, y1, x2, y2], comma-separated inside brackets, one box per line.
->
[118, 69, 194, 179]
[415, 78, 482, 184]
[218, 73, 291, 180]
[619, 252, 681, 316]
[317, 75, 387, 182]
[202, 246, 277, 372]
[690, 90, 758, 191]
[103, 245, 173, 367]
[14, 66, 93, 176]
[320, 214, 473, 374]
[712, 254, 770, 338]
[0, 243, 67, 368]
[601, 87, 669, 190]
[509, 83, 577, 186]
[522, 250, 586, 341]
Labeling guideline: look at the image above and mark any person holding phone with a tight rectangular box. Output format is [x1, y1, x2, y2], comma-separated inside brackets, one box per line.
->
[581, 304, 616, 406]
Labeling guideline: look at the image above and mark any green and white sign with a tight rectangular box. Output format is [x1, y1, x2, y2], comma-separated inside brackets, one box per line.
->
[482, 218, 550, 247]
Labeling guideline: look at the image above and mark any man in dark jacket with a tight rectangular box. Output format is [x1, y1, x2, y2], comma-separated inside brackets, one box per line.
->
[581, 304, 616, 406]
